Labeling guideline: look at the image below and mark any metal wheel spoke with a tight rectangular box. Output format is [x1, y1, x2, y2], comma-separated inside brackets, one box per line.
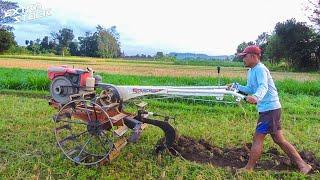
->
[73, 130, 89, 138]
[83, 101, 93, 122]
[101, 131, 115, 149]
[93, 104, 98, 121]
[76, 136, 93, 159]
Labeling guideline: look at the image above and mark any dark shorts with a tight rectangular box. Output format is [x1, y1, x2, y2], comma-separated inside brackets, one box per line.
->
[256, 108, 281, 134]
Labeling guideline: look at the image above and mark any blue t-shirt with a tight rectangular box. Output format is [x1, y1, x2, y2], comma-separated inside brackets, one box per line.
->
[237, 62, 281, 112]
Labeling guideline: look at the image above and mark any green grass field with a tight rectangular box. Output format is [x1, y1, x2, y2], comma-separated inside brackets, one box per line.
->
[0, 91, 319, 179]
[0, 56, 319, 179]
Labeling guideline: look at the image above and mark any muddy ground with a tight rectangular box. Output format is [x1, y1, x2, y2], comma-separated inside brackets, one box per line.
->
[156, 136, 320, 173]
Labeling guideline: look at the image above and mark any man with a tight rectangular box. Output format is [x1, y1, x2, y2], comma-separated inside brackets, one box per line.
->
[230, 45, 312, 174]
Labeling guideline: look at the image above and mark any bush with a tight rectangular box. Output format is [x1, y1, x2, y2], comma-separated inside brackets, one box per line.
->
[4, 46, 31, 55]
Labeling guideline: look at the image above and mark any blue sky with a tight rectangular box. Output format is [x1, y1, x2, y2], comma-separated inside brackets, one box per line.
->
[5, 0, 311, 56]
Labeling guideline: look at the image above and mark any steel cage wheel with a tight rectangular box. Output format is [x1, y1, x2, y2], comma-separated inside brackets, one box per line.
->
[53, 99, 117, 166]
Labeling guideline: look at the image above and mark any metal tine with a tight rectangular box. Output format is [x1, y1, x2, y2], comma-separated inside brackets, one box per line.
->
[55, 124, 71, 132]
[102, 103, 119, 110]
[110, 113, 127, 123]
[113, 126, 128, 137]
[58, 135, 76, 146]
[53, 111, 72, 122]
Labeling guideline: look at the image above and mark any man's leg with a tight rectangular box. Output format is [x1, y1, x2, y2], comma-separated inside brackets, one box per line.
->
[244, 132, 267, 170]
[271, 130, 312, 174]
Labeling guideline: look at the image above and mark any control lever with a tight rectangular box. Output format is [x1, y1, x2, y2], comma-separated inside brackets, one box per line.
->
[217, 66, 221, 86]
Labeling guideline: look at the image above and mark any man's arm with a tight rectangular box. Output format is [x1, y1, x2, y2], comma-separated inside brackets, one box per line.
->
[252, 68, 268, 102]
[237, 83, 254, 95]
[234, 70, 254, 95]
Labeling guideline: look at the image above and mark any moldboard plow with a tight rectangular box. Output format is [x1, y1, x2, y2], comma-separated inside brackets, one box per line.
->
[48, 66, 246, 166]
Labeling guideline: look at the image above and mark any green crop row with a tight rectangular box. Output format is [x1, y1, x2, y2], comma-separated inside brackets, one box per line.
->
[173, 59, 243, 67]
[0, 67, 320, 96]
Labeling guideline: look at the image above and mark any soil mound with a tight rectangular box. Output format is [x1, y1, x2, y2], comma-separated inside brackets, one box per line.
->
[156, 136, 320, 173]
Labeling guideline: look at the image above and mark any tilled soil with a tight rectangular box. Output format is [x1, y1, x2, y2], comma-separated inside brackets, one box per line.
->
[156, 136, 320, 173]
[0, 58, 319, 81]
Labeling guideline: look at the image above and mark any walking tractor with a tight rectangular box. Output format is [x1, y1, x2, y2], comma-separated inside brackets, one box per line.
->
[48, 65, 246, 166]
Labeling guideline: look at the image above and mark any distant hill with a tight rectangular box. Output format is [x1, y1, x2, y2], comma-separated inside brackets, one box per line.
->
[168, 52, 234, 61]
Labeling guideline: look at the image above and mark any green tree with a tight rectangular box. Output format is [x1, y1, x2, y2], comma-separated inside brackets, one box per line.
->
[78, 31, 98, 57]
[52, 28, 74, 56]
[255, 32, 271, 60]
[69, 41, 80, 56]
[264, 34, 284, 64]
[155, 51, 164, 59]
[48, 40, 57, 54]
[40, 36, 49, 51]
[78, 25, 121, 58]
[26, 39, 41, 55]
[0, 28, 16, 53]
[96, 25, 121, 58]
[274, 19, 320, 71]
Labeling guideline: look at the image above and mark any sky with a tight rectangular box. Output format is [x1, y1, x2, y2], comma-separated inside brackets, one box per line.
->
[5, 0, 313, 56]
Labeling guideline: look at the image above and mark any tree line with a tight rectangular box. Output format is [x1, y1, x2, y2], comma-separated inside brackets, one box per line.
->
[23, 25, 121, 58]
[235, 19, 320, 71]
[0, 25, 122, 58]
[235, 1, 320, 71]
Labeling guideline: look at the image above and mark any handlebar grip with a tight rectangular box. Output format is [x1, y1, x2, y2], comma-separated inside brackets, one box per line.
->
[238, 91, 248, 96]
[217, 66, 221, 74]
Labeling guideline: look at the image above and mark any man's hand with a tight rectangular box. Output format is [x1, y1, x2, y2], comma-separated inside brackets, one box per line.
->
[226, 83, 239, 91]
[246, 95, 258, 104]
[226, 83, 233, 90]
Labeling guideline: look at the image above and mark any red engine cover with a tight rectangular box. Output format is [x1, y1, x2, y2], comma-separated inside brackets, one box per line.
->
[79, 72, 90, 86]
[48, 66, 89, 87]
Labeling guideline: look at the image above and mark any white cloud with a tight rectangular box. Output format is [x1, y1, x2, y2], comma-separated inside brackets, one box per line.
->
[10, 0, 311, 55]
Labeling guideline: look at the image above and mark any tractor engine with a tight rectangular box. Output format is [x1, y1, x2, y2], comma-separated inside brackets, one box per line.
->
[48, 66, 99, 104]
